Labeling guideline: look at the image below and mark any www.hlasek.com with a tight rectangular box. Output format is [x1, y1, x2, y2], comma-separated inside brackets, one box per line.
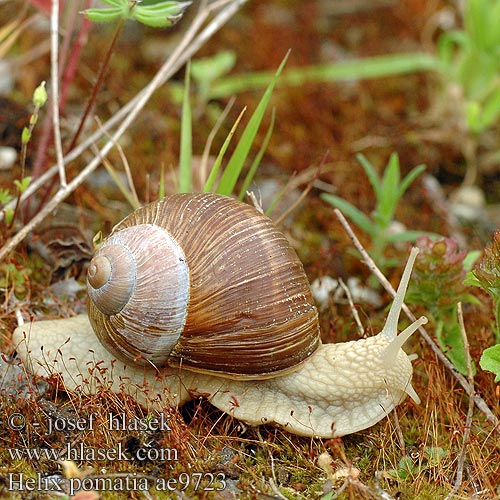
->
[8, 441, 177, 461]
[7, 411, 178, 462]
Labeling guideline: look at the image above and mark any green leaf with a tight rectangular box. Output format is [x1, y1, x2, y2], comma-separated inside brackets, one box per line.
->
[321, 194, 374, 236]
[84, 7, 125, 23]
[178, 62, 192, 193]
[398, 164, 426, 198]
[238, 108, 275, 200]
[209, 53, 439, 100]
[96, 0, 123, 6]
[395, 456, 418, 480]
[479, 85, 500, 130]
[21, 127, 31, 144]
[464, 270, 483, 288]
[3, 207, 14, 226]
[463, 250, 482, 271]
[0, 188, 11, 204]
[480, 344, 500, 382]
[437, 30, 469, 69]
[14, 176, 31, 193]
[191, 51, 236, 105]
[425, 447, 448, 466]
[384, 229, 432, 243]
[217, 51, 289, 196]
[191, 51, 236, 84]
[356, 153, 382, 199]
[466, 101, 483, 133]
[203, 107, 246, 193]
[133, 1, 189, 28]
[436, 320, 476, 376]
[376, 152, 401, 226]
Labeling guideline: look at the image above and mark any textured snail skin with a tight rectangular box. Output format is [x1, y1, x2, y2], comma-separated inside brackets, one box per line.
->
[12, 249, 425, 438]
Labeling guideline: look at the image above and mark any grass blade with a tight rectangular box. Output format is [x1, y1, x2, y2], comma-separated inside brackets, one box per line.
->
[398, 164, 426, 198]
[321, 194, 374, 236]
[178, 62, 192, 193]
[238, 108, 275, 199]
[209, 52, 439, 99]
[216, 51, 290, 196]
[356, 153, 382, 199]
[204, 106, 246, 192]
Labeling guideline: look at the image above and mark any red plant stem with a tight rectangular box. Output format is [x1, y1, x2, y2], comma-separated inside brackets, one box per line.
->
[32, 14, 122, 218]
[60, 1, 93, 107]
[31, 105, 53, 181]
[31, 0, 90, 180]
[64, 18, 125, 154]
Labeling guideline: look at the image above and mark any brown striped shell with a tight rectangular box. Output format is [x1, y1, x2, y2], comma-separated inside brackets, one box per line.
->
[87, 193, 320, 379]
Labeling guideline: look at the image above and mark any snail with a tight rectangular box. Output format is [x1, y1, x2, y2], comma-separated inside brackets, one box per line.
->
[13, 193, 427, 438]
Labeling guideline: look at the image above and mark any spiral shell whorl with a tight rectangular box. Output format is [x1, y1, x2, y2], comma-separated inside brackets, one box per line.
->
[87, 255, 111, 289]
[87, 225, 189, 367]
[87, 245, 136, 316]
[109, 193, 320, 378]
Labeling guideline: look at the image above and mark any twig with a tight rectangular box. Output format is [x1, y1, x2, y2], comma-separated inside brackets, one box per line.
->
[1, 0, 247, 222]
[333, 208, 500, 434]
[0, 0, 248, 259]
[445, 302, 475, 499]
[64, 16, 126, 154]
[51, 0, 66, 186]
[200, 96, 236, 183]
[94, 116, 140, 209]
[268, 453, 288, 500]
[273, 151, 328, 227]
[338, 278, 365, 337]
[391, 409, 406, 457]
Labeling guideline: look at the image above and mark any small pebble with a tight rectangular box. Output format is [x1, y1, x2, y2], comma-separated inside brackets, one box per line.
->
[0, 353, 47, 398]
[0, 146, 17, 170]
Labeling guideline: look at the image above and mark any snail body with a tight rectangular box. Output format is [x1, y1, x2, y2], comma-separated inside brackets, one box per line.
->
[13, 193, 426, 438]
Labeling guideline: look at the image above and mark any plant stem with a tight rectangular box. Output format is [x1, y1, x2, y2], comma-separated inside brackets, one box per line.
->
[0, 0, 248, 257]
[65, 17, 126, 154]
[334, 208, 500, 434]
[51, 0, 66, 186]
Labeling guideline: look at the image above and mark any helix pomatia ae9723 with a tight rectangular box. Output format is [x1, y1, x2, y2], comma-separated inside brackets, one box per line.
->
[13, 193, 427, 438]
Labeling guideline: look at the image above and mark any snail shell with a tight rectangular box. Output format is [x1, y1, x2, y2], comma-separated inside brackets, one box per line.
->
[87, 193, 320, 378]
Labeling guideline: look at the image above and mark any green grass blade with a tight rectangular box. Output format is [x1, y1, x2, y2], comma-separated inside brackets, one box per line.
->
[159, 164, 166, 199]
[209, 53, 439, 99]
[238, 108, 275, 200]
[178, 62, 192, 193]
[384, 229, 434, 243]
[216, 51, 290, 196]
[398, 164, 426, 198]
[204, 107, 246, 192]
[321, 193, 374, 236]
[377, 152, 401, 224]
[102, 161, 140, 209]
[356, 153, 382, 199]
[264, 179, 290, 217]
